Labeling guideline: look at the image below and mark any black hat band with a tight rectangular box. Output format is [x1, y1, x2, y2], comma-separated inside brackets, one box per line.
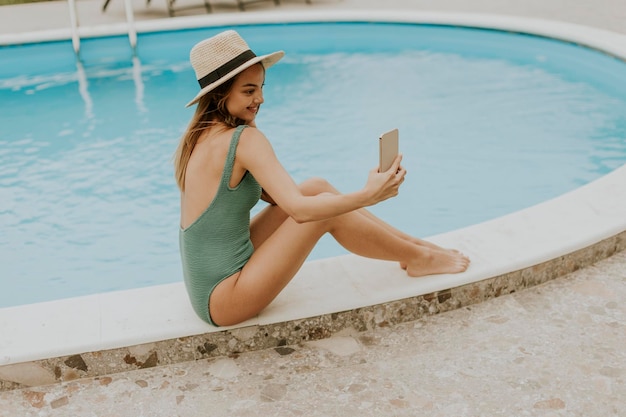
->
[197, 49, 257, 89]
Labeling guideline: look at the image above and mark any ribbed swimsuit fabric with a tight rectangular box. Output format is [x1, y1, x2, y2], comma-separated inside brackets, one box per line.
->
[179, 125, 261, 326]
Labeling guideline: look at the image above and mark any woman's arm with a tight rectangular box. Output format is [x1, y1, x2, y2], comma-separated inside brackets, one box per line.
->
[237, 128, 406, 223]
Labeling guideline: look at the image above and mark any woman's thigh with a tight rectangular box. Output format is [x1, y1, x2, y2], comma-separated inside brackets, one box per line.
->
[250, 178, 336, 248]
[210, 214, 330, 326]
[250, 204, 287, 249]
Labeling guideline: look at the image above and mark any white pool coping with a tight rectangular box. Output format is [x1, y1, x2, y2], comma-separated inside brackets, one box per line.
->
[1, 10, 625, 366]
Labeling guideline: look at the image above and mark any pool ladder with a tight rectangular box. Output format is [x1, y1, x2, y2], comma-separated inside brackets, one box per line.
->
[67, 0, 137, 55]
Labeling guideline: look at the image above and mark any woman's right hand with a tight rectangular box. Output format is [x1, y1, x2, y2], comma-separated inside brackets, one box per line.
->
[364, 154, 406, 205]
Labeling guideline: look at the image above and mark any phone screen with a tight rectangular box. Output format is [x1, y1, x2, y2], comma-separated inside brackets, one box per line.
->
[379, 128, 399, 172]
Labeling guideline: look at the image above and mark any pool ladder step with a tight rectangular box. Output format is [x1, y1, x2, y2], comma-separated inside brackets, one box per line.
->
[67, 0, 137, 55]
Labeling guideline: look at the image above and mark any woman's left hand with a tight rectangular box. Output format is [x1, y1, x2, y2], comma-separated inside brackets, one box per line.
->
[363, 154, 406, 205]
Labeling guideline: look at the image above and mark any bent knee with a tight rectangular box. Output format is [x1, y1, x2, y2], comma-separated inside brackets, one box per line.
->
[299, 177, 336, 195]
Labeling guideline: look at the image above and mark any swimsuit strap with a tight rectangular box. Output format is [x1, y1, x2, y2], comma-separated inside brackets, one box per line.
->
[222, 125, 247, 187]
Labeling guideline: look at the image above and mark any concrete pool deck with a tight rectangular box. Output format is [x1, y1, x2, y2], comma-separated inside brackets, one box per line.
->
[0, 0, 625, 415]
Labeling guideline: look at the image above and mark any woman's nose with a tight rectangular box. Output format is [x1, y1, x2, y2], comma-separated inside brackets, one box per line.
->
[255, 91, 264, 104]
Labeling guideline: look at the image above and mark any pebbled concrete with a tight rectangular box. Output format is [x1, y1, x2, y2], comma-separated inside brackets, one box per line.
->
[0, 249, 624, 416]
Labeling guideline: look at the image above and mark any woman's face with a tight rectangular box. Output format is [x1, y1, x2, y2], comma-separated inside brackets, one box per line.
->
[226, 63, 265, 124]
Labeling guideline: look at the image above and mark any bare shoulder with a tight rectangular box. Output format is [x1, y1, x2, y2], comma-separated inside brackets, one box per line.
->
[238, 126, 274, 154]
[239, 126, 269, 144]
[237, 127, 280, 172]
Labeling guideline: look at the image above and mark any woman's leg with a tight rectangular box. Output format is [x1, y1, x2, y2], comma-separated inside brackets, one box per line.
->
[249, 203, 287, 249]
[210, 194, 469, 326]
[249, 178, 328, 249]
[309, 179, 455, 251]
[251, 177, 460, 257]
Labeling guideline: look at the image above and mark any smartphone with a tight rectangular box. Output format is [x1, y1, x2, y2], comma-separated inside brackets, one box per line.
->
[379, 128, 399, 172]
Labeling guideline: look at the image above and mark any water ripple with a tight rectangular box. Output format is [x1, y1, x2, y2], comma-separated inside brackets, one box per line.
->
[1, 25, 625, 307]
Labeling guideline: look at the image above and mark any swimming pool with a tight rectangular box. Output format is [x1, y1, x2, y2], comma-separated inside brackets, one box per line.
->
[1, 21, 626, 308]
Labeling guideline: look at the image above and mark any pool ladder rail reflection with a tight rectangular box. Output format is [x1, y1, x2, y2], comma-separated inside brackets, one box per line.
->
[67, 0, 137, 55]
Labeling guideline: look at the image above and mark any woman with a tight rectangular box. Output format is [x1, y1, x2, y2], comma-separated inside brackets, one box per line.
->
[174, 30, 470, 327]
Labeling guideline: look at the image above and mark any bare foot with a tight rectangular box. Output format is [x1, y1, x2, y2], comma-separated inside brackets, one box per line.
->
[404, 247, 470, 277]
[400, 248, 466, 270]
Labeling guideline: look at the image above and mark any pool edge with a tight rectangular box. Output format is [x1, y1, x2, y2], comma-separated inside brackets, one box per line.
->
[1, 231, 624, 391]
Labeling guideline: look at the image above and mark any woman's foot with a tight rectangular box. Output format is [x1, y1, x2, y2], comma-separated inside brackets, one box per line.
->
[401, 247, 470, 277]
[400, 248, 465, 269]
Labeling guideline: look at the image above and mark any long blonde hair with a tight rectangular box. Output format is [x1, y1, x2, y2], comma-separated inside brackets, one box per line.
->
[173, 78, 246, 191]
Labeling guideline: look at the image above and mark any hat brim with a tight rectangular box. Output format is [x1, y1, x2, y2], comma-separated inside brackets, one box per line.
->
[185, 50, 285, 108]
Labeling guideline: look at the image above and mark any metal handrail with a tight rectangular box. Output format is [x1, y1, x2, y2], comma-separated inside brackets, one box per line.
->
[67, 0, 138, 55]
[67, 0, 80, 54]
[123, 0, 138, 52]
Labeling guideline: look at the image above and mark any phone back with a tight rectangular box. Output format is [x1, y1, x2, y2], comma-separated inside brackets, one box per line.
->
[379, 128, 399, 172]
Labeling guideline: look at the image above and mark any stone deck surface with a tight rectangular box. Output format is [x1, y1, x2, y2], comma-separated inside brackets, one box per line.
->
[0, 250, 624, 416]
[0, 0, 625, 415]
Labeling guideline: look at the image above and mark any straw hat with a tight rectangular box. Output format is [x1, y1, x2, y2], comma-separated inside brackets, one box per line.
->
[186, 30, 284, 107]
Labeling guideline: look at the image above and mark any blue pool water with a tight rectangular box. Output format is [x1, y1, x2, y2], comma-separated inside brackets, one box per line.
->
[1, 23, 626, 307]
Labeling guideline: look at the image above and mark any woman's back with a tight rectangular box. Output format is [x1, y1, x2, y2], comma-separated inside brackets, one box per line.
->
[181, 126, 249, 229]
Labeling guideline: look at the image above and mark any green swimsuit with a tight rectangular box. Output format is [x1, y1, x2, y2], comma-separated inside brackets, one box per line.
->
[179, 125, 261, 326]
